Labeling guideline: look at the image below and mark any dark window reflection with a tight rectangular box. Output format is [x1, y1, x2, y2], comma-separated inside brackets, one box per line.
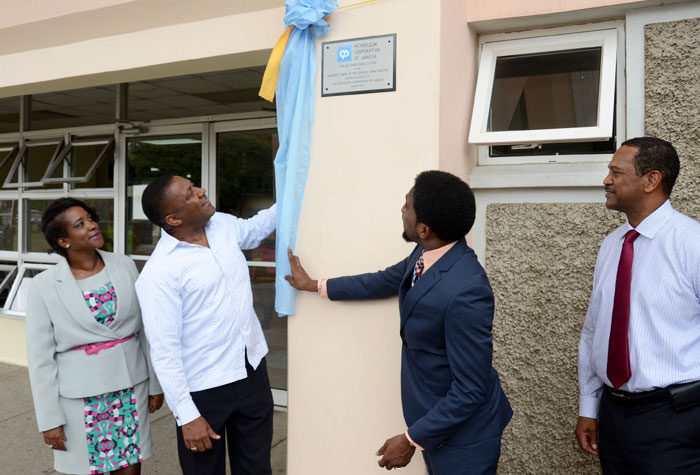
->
[0, 145, 18, 188]
[216, 130, 276, 263]
[126, 135, 202, 255]
[489, 47, 602, 132]
[0, 97, 19, 134]
[72, 140, 115, 189]
[0, 200, 18, 251]
[23, 142, 63, 189]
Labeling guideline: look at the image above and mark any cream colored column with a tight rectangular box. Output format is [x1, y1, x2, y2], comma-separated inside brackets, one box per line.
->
[287, 1, 441, 474]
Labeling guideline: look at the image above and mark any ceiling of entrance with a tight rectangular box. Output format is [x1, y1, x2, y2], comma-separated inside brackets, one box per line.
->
[0, 66, 272, 132]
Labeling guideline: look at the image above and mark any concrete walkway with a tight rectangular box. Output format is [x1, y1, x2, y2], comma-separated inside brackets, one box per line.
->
[0, 362, 287, 474]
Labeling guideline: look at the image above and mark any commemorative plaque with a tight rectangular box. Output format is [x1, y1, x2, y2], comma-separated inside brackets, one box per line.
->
[321, 33, 396, 97]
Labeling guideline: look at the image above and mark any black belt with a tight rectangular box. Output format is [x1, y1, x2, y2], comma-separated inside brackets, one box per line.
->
[605, 381, 700, 410]
[605, 386, 669, 406]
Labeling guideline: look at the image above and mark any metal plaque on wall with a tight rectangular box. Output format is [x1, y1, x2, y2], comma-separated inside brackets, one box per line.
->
[321, 33, 396, 97]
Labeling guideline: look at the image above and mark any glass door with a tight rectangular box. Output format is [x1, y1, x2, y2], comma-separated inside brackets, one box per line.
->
[213, 121, 286, 404]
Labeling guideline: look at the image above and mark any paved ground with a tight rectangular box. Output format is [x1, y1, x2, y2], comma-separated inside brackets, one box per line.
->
[0, 362, 287, 474]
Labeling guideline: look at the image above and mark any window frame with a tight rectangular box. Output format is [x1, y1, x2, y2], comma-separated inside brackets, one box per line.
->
[0, 263, 17, 309]
[469, 23, 622, 157]
[3, 138, 65, 189]
[0, 143, 19, 171]
[2, 262, 53, 317]
[42, 136, 115, 185]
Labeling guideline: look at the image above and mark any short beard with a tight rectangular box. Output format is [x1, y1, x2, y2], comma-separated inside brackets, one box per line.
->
[402, 231, 412, 243]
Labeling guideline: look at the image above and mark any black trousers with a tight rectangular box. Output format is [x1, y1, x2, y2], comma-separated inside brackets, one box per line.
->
[176, 358, 274, 475]
[599, 388, 700, 474]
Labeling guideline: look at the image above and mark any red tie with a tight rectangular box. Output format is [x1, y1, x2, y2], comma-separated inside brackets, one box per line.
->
[607, 229, 640, 389]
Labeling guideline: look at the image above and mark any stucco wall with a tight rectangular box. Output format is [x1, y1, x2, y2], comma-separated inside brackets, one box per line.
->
[487, 203, 622, 474]
[645, 16, 700, 221]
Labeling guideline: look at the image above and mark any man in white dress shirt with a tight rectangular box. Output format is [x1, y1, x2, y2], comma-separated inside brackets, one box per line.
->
[576, 137, 700, 474]
[135, 175, 276, 475]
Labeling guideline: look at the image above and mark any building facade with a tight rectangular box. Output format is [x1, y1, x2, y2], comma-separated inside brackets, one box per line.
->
[1, 0, 699, 473]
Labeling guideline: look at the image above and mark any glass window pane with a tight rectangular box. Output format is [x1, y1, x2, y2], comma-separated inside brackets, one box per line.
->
[0, 145, 18, 189]
[31, 85, 116, 130]
[216, 130, 276, 262]
[0, 200, 18, 251]
[0, 262, 17, 308]
[126, 134, 202, 255]
[251, 275, 287, 390]
[26, 199, 114, 254]
[72, 139, 115, 189]
[128, 67, 272, 122]
[24, 142, 63, 188]
[0, 97, 19, 134]
[489, 47, 602, 132]
[84, 199, 115, 253]
[7, 266, 51, 313]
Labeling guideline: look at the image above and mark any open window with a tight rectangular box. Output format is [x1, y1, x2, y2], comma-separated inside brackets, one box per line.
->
[0, 263, 17, 310]
[3, 138, 64, 188]
[42, 136, 115, 185]
[0, 144, 19, 185]
[2, 262, 52, 316]
[469, 27, 620, 161]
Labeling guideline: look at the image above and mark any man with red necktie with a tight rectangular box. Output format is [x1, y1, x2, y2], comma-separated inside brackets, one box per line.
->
[577, 137, 700, 474]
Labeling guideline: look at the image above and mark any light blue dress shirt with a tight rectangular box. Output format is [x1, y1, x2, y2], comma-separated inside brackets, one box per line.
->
[579, 200, 700, 418]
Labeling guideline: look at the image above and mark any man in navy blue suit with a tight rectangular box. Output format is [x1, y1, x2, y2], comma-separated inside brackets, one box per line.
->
[286, 170, 512, 474]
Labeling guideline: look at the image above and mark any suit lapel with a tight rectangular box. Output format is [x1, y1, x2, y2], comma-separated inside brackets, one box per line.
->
[399, 239, 468, 333]
[54, 255, 115, 339]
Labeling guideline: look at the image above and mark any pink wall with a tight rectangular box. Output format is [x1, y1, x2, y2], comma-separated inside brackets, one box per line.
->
[466, 0, 646, 22]
[439, 0, 478, 178]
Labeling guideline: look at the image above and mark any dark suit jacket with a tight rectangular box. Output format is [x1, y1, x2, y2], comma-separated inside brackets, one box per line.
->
[327, 239, 512, 451]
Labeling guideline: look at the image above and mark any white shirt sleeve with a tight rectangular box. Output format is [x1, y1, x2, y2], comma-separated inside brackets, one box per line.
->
[235, 203, 276, 250]
[135, 273, 200, 426]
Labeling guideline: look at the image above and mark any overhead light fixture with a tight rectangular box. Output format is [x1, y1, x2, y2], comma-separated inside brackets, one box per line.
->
[139, 138, 202, 145]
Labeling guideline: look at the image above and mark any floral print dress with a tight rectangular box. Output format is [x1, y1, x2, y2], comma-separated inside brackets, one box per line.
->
[78, 270, 142, 474]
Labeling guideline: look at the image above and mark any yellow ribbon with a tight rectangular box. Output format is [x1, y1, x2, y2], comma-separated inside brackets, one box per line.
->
[258, 0, 382, 102]
[337, 0, 380, 9]
[259, 26, 294, 102]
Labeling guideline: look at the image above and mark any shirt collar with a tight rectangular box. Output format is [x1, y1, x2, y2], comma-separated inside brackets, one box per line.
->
[421, 241, 458, 273]
[156, 224, 209, 255]
[155, 227, 180, 255]
[624, 199, 674, 239]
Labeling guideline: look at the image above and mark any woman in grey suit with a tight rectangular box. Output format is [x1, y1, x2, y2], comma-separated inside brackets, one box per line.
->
[26, 198, 164, 475]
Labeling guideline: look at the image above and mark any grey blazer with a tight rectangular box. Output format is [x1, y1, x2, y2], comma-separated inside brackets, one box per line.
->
[26, 250, 162, 432]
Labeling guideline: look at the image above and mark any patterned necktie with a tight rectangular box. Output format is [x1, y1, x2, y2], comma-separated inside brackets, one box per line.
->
[411, 255, 424, 287]
[607, 229, 640, 389]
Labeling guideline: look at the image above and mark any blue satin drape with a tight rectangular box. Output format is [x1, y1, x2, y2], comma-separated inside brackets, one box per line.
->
[274, 0, 337, 316]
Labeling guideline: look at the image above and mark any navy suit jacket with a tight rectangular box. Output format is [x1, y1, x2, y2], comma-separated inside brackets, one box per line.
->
[327, 239, 512, 451]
